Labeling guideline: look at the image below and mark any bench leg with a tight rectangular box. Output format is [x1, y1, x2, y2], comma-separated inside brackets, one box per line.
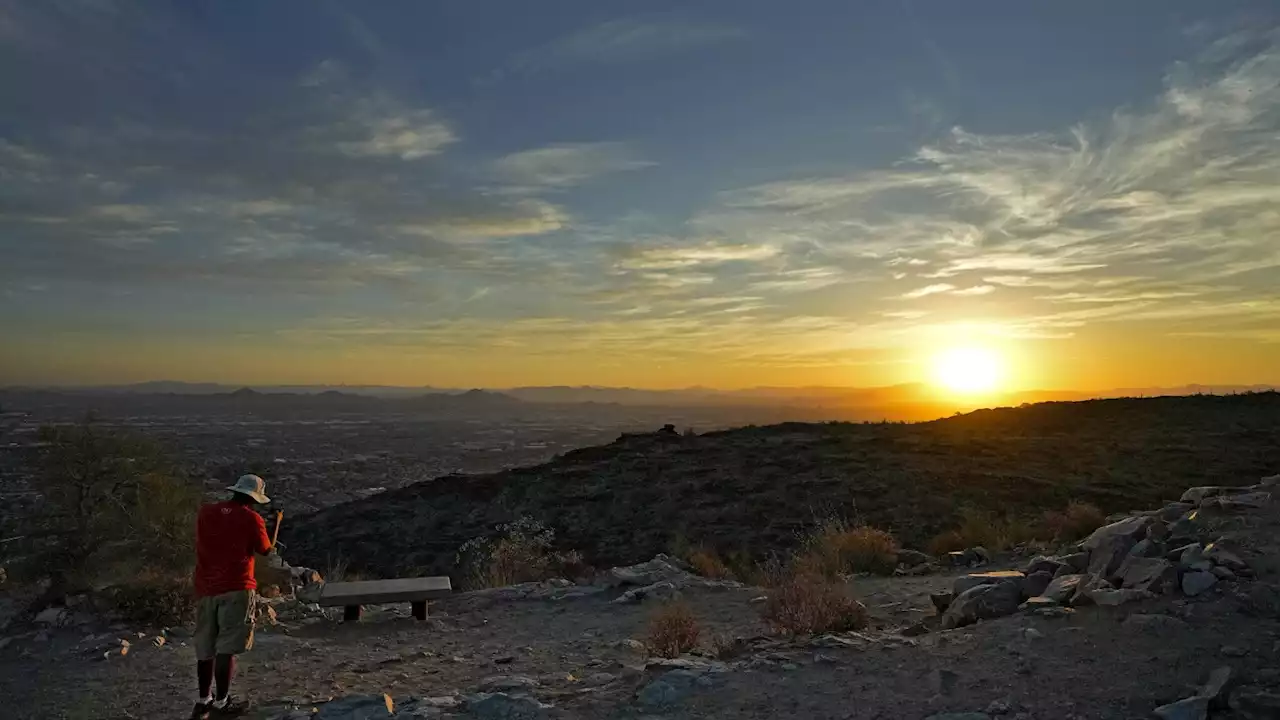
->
[411, 600, 428, 621]
[343, 605, 362, 623]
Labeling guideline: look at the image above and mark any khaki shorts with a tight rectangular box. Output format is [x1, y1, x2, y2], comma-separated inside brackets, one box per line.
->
[194, 589, 256, 660]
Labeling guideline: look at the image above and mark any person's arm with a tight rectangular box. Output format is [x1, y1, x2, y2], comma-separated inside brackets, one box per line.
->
[250, 512, 273, 556]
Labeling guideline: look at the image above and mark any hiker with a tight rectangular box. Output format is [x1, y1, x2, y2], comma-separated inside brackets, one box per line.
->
[191, 474, 275, 719]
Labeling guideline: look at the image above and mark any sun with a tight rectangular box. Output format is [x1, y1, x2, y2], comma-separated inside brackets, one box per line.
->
[931, 346, 1004, 395]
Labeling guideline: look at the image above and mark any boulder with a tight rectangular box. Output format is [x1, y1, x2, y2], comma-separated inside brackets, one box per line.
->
[930, 592, 954, 615]
[897, 549, 933, 567]
[465, 693, 551, 720]
[1200, 492, 1272, 511]
[1087, 533, 1137, 581]
[1020, 571, 1053, 599]
[1069, 574, 1114, 607]
[1080, 515, 1152, 552]
[1089, 588, 1154, 606]
[1153, 696, 1209, 720]
[1155, 502, 1197, 521]
[1022, 556, 1066, 576]
[612, 581, 681, 605]
[306, 695, 396, 720]
[1202, 543, 1248, 570]
[1181, 571, 1218, 597]
[1117, 557, 1178, 594]
[1041, 574, 1083, 603]
[604, 556, 689, 588]
[953, 571, 1024, 596]
[1058, 552, 1090, 573]
[1180, 486, 1246, 504]
[477, 676, 540, 692]
[1128, 538, 1165, 558]
[635, 668, 717, 711]
[941, 581, 1022, 629]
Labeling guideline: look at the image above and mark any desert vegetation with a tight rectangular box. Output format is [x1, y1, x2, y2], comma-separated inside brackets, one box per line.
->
[454, 515, 586, 590]
[644, 600, 702, 658]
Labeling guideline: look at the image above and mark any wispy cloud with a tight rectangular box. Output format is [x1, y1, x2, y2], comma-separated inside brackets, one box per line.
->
[492, 142, 654, 191]
[514, 17, 746, 70]
[901, 283, 954, 299]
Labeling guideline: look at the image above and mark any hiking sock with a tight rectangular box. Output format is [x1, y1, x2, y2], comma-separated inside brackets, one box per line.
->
[197, 659, 215, 700]
[213, 654, 236, 701]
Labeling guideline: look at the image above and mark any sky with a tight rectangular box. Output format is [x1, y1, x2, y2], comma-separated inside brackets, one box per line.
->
[2, 0, 1279, 391]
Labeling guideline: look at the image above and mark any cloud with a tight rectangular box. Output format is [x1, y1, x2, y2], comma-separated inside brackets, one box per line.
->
[901, 283, 954, 299]
[492, 142, 654, 191]
[329, 107, 456, 160]
[514, 17, 746, 70]
[952, 285, 995, 296]
[619, 241, 780, 271]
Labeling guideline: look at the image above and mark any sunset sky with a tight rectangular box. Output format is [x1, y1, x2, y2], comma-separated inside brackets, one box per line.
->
[2, 1, 1279, 391]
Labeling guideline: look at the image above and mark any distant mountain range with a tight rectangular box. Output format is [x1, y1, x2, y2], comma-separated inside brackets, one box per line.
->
[4, 380, 1276, 414]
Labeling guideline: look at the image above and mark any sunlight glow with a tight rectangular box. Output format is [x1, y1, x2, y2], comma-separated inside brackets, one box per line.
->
[931, 346, 1004, 395]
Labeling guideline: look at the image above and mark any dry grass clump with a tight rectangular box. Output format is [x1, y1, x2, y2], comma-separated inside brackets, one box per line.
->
[801, 520, 899, 577]
[1041, 501, 1106, 542]
[761, 572, 869, 635]
[686, 548, 733, 580]
[645, 601, 702, 658]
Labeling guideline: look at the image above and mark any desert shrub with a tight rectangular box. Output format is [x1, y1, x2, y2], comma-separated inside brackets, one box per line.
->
[1041, 501, 1106, 542]
[686, 548, 733, 580]
[455, 516, 581, 589]
[645, 601, 701, 658]
[761, 572, 869, 635]
[108, 573, 198, 627]
[800, 520, 899, 577]
[32, 417, 200, 589]
[926, 507, 1038, 554]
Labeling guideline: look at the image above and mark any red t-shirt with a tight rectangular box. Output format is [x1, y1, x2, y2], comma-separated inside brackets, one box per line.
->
[194, 501, 272, 597]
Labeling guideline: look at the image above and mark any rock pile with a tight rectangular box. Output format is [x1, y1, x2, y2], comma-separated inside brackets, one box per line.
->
[603, 554, 742, 604]
[933, 476, 1275, 629]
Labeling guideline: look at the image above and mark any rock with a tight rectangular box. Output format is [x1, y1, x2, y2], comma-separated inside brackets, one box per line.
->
[465, 693, 551, 720]
[1181, 486, 1240, 504]
[1153, 696, 1209, 720]
[636, 668, 717, 710]
[477, 676, 540, 692]
[1129, 538, 1164, 558]
[1229, 686, 1280, 719]
[1019, 597, 1060, 612]
[1058, 552, 1090, 573]
[1179, 544, 1213, 572]
[970, 547, 993, 564]
[930, 592, 954, 615]
[605, 555, 689, 588]
[1088, 534, 1137, 580]
[927, 668, 958, 696]
[1089, 588, 1153, 606]
[612, 581, 681, 605]
[1041, 574, 1083, 603]
[985, 699, 1012, 716]
[1022, 628, 1044, 640]
[1020, 571, 1053, 599]
[34, 607, 68, 627]
[1220, 645, 1247, 657]
[1201, 492, 1272, 511]
[1069, 574, 1114, 607]
[152, 636, 166, 648]
[584, 672, 617, 686]
[944, 552, 971, 568]
[901, 621, 930, 637]
[1118, 557, 1178, 593]
[1203, 543, 1248, 570]
[942, 581, 1022, 629]
[33, 630, 50, 643]
[616, 638, 646, 651]
[1123, 613, 1188, 632]
[1156, 502, 1197, 521]
[1182, 571, 1218, 597]
[897, 549, 933, 567]
[1022, 556, 1066, 576]
[954, 571, 1024, 596]
[0, 637, 12, 651]
[1080, 515, 1152, 552]
[308, 695, 406, 719]
[1212, 566, 1237, 580]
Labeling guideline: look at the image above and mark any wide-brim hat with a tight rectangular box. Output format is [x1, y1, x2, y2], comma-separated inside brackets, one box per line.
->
[227, 473, 270, 504]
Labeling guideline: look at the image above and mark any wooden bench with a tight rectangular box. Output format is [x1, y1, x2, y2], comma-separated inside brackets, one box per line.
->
[316, 577, 452, 622]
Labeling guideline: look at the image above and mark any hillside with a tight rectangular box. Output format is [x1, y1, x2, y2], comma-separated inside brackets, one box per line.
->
[284, 392, 1280, 579]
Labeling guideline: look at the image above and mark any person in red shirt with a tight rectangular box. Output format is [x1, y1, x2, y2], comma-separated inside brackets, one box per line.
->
[191, 474, 275, 719]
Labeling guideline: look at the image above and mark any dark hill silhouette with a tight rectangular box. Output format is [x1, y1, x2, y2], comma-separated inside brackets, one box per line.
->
[283, 392, 1280, 580]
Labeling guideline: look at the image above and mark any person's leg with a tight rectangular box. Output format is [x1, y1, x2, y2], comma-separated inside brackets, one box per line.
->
[213, 654, 236, 699]
[211, 590, 255, 714]
[192, 596, 217, 718]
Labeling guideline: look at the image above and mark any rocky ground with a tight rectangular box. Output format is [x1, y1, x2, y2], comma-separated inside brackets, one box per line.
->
[3, 477, 1279, 720]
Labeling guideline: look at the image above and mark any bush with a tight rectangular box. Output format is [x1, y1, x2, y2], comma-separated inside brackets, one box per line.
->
[686, 548, 733, 580]
[645, 601, 701, 658]
[761, 573, 869, 635]
[32, 417, 200, 589]
[455, 516, 582, 589]
[108, 573, 198, 627]
[1042, 501, 1105, 542]
[800, 520, 899, 577]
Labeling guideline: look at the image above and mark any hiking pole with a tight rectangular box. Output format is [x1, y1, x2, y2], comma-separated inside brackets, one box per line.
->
[273, 504, 286, 548]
